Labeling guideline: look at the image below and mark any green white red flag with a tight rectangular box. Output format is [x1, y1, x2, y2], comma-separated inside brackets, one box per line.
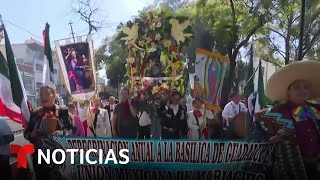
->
[244, 45, 256, 119]
[254, 60, 267, 112]
[0, 25, 31, 127]
[42, 23, 56, 89]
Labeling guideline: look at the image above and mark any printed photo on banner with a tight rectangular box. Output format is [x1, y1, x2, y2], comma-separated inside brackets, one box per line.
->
[60, 42, 94, 94]
[194, 48, 229, 111]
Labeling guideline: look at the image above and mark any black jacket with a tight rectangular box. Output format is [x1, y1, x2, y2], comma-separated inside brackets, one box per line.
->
[158, 104, 188, 138]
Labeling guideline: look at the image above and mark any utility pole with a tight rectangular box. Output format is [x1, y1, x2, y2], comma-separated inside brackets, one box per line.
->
[298, 0, 306, 61]
[68, 22, 76, 43]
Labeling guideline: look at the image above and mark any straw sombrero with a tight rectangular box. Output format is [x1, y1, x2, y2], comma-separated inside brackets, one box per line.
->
[266, 60, 320, 101]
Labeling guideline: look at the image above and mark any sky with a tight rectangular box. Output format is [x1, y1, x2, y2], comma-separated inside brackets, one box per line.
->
[1, 0, 153, 44]
[0, 0, 154, 78]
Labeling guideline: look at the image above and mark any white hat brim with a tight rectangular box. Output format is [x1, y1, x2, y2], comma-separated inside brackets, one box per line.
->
[266, 60, 320, 101]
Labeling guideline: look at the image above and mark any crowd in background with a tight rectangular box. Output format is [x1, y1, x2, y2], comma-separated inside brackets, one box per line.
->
[0, 85, 245, 180]
[23, 85, 240, 142]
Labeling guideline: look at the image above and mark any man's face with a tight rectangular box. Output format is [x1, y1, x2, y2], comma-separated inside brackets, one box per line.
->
[109, 96, 115, 105]
[232, 94, 241, 104]
[121, 89, 130, 101]
[171, 95, 181, 105]
[288, 80, 311, 105]
[192, 99, 202, 109]
[92, 99, 101, 108]
[40, 87, 55, 107]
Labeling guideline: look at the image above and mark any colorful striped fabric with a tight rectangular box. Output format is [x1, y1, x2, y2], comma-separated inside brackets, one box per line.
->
[292, 105, 320, 122]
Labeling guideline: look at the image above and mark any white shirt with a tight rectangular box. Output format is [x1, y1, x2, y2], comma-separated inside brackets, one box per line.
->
[222, 101, 247, 121]
[170, 104, 179, 115]
[94, 109, 112, 137]
[109, 104, 116, 120]
[185, 94, 194, 112]
[187, 109, 214, 139]
[138, 111, 152, 126]
[0, 117, 13, 155]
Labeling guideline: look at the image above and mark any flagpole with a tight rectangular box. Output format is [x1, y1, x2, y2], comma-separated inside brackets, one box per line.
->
[242, 65, 259, 90]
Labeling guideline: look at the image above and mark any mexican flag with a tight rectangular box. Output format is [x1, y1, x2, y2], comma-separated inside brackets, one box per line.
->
[42, 23, 55, 88]
[77, 102, 93, 137]
[244, 45, 256, 119]
[254, 60, 267, 112]
[0, 25, 30, 127]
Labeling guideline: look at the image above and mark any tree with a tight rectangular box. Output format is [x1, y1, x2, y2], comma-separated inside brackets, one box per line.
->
[94, 37, 109, 70]
[71, 0, 108, 35]
[176, 5, 215, 74]
[196, 0, 271, 106]
[234, 60, 249, 92]
[153, 0, 193, 11]
[257, 0, 320, 64]
[94, 35, 127, 88]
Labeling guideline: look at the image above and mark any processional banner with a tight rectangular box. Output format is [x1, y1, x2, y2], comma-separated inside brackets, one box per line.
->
[194, 48, 229, 111]
[118, 10, 193, 95]
[39, 136, 274, 180]
[55, 35, 96, 101]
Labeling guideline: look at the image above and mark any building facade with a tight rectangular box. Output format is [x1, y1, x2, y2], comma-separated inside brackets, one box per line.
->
[253, 59, 281, 91]
[96, 77, 106, 93]
[0, 38, 68, 108]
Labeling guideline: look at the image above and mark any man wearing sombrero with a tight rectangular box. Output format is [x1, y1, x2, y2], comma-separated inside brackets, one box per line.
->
[256, 60, 320, 179]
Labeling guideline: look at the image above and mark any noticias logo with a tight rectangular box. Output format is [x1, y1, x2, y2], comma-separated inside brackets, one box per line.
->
[11, 144, 129, 168]
[38, 148, 129, 165]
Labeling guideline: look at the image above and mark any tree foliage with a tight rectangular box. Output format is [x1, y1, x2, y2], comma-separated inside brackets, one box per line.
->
[195, 0, 271, 106]
[256, 0, 320, 64]
[94, 0, 320, 105]
[94, 36, 127, 88]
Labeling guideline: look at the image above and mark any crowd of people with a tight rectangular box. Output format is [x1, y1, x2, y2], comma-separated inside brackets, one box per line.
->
[1, 61, 320, 179]
[56, 88, 225, 140]
[20, 85, 229, 148]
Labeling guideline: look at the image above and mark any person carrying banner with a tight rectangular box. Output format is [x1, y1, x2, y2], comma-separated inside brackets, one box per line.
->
[187, 98, 213, 140]
[222, 92, 247, 138]
[159, 91, 188, 139]
[23, 85, 74, 179]
[87, 97, 112, 137]
[112, 88, 138, 138]
[255, 61, 320, 179]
